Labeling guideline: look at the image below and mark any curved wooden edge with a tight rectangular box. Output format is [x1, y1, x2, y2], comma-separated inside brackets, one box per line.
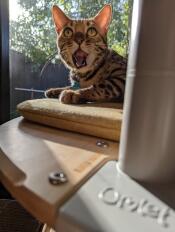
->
[0, 118, 119, 227]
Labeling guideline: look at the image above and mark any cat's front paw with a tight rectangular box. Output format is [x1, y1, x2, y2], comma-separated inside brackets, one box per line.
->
[59, 90, 81, 104]
[45, 88, 61, 98]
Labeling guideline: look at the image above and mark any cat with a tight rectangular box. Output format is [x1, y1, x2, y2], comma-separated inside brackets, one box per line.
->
[45, 4, 127, 104]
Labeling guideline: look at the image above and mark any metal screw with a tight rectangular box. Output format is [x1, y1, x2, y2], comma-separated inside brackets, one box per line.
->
[49, 171, 68, 185]
[96, 140, 109, 148]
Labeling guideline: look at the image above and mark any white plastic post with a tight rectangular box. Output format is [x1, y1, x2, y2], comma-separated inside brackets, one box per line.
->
[118, 0, 175, 183]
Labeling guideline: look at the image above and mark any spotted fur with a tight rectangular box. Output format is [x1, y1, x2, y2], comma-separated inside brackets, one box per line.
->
[45, 4, 127, 104]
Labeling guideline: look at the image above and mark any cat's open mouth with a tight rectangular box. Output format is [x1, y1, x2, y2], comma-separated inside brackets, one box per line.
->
[73, 49, 88, 69]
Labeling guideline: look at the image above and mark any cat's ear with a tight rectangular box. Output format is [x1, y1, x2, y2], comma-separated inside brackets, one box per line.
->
[94, 4, 112, 34]
[52, 5, 70, 33]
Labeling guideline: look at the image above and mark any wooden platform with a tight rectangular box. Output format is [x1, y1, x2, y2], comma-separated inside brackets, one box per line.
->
[0, 117, 119, 227]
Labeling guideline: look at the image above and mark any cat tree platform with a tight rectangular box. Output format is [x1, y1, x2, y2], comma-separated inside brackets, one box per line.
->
[0, 100, 122, 229]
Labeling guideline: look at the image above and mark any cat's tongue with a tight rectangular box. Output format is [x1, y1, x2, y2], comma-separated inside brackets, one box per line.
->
[73, 49, 88, 68]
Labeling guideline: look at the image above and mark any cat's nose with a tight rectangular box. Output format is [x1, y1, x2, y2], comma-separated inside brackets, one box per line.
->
[74, 32, 84, 45]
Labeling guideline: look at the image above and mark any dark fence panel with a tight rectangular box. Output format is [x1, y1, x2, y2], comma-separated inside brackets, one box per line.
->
[10, 50, 69, 117]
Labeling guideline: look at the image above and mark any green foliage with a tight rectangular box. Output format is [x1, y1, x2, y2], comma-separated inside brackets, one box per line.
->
[10, 0, 133, 66]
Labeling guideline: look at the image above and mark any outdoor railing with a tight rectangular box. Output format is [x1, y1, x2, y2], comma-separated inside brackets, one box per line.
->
[15, 87, 45, 99]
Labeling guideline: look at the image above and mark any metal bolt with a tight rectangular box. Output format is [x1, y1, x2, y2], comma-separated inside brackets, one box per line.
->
[49, 171, 68, 185]
[96, 140, 109, 148]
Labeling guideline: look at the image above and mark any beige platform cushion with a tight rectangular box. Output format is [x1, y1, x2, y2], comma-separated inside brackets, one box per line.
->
[17, 99, 123, 141]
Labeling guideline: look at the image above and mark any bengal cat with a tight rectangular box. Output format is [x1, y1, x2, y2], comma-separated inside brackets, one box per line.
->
[45, 4, 127, 104]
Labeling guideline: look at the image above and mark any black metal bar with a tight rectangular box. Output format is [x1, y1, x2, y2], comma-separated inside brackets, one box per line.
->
[0, 0, 10, 124]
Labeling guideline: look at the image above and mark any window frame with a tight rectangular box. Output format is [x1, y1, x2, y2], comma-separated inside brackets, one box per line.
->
[0, 0, 10, 124]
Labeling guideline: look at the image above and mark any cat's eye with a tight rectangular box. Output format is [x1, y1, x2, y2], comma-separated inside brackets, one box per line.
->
[87, 27, 97, 37]
[63, 27, 73, 38]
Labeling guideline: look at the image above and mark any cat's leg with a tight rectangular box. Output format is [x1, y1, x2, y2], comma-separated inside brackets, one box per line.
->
[45, 86, 71, 98]
[59, 81, 123, 104]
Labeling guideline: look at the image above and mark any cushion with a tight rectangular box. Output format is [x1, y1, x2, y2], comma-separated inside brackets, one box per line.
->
[17, 99, 123, 141]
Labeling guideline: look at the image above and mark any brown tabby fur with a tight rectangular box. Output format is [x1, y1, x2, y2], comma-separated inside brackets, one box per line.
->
[45, 4, 127, 104]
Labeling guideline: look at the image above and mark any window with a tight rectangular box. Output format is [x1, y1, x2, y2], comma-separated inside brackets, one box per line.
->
[0, 1, 10, 124]
[9, 0, 132, 118]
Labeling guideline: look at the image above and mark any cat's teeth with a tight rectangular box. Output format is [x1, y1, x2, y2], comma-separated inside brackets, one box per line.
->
[73, 48, 88, 68]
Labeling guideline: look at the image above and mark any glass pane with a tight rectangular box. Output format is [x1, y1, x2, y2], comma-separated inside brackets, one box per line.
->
[9, 0, 132, 118]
